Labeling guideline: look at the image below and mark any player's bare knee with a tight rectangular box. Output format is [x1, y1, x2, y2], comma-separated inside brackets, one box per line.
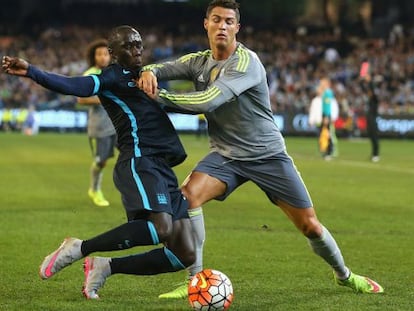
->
[181, 188, 202, 208]
[154, 223, 173, 242]
[149, 213, 173, 242]
[179, 249, 196, 268]
[300, 220, 322, 239]
[96, 161, 107, 169]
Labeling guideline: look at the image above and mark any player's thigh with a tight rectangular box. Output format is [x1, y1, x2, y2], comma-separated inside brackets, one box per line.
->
[243, 152, 313, 209]
[114, 157, 176, 221]
[181, 171, 227, 208]
[183, 152, 247, 208]
[95, 135, 116, 163]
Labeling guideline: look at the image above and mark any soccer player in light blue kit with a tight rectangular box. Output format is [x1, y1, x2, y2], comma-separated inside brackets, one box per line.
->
[139, 0, 384, 298]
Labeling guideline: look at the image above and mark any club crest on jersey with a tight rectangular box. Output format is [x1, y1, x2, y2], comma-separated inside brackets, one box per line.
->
[127, 81, 136, 88]
[156, 193, 168, 205]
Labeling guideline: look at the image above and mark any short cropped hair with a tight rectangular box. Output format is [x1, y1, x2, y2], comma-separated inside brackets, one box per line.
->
[107, 25, 140, 54]
[206, 0, 241, 22]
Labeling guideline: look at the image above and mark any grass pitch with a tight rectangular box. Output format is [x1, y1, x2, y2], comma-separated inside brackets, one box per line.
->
[0, 133, 413, 310]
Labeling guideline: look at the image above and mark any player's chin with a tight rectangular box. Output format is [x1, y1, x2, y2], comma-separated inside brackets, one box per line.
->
[215, 42, 228, 51]
[130, 60, 142, 70]
[216, 37, 229, 45]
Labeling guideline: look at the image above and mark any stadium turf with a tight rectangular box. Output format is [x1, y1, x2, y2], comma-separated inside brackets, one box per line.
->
[0, 132, 412, 310]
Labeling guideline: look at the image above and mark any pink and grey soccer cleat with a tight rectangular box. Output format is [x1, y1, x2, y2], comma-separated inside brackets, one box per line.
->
[82, 257, 111, 299]
[39, 237, 83, 279]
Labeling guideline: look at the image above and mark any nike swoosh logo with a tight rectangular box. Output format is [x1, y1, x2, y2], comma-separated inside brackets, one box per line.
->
[199, 274, 208, 289]
[123, 69, 131, 74]
[43, 248, 63, 278]
[366, 277, 382, 293]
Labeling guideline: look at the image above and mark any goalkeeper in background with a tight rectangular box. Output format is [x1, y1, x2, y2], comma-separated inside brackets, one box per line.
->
[77, 39, 117, 207]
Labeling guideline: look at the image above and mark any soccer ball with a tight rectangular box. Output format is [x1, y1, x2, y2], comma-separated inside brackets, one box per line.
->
[188, 269, 234, 311]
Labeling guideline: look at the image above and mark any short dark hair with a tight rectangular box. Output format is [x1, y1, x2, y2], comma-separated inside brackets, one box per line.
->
[107, 25, 139, 54]
[86, 39, 108, 67]
[206, 0, 240, 22]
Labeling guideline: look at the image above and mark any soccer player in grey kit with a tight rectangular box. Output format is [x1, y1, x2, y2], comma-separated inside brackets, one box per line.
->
[77, 39, 116, 207]
[139, 0, 384, 298]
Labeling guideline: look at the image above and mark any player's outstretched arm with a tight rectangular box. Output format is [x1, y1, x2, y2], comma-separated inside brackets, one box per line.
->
[2, 56, 29, 76]
[2, 56, 98, 97]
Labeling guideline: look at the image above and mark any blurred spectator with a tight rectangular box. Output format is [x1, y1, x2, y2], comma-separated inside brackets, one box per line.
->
[22, 104, 39, 136]
[3, 23, 414, 136]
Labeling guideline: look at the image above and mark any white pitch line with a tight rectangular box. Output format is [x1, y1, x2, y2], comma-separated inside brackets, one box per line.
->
[335, 159, 414, 175]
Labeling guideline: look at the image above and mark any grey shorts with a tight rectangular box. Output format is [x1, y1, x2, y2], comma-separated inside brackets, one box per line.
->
[194, 151, 313, 208]
[89, 134, 117, 163]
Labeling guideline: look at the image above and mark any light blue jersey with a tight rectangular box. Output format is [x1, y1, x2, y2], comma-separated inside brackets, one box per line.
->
[322, 88, 334, 117]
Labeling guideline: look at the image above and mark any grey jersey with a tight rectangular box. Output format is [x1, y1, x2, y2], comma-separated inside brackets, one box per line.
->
[83, 67, 116, 138]
[146, 43, 286, 160]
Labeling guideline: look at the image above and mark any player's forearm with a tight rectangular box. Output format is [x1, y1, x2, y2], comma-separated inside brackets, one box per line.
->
[142, 62, 192, 81]
[27, 65, 96, 97]
[77, 96, 101, 105]
[157, 85, 234, 113]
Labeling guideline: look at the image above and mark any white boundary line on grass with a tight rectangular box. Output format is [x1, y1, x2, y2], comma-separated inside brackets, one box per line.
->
[335, 159, 414, 175]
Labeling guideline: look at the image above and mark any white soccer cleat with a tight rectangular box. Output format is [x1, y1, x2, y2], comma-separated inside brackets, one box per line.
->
[82, 257, 112, 299]
[39, 237, 83, 279]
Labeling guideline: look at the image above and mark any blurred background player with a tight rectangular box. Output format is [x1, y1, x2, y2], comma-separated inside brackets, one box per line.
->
[360, 62, 380, 162]
[318, 77, 339, 160]
[309, 80, 339, 157]
[77, 39, 116, 207]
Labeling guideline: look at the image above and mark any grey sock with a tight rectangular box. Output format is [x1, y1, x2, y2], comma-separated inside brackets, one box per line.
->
[90, 162, 103, 191]
[308, 225, 350, 279]
[187, 207, 205, 278]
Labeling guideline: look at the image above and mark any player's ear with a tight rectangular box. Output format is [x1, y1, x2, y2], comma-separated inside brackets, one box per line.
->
[108, 47, 116, 59]
[235, 23, 240, 35]
[203, 18, 208, 31]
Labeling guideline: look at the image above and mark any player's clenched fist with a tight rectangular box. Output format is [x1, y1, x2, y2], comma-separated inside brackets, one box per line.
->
[2, 56, 29, 76]
[137, 70, 158, 99]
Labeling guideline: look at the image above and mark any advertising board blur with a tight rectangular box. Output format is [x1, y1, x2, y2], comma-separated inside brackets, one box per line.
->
[1, 109, 414, 137]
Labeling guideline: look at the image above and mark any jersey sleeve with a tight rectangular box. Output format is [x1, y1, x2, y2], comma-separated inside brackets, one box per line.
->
[156, 51, 263, 113]
[83, 67, 102, 76]
[26, 65, 100, 97]
[142, 51, 209, 81]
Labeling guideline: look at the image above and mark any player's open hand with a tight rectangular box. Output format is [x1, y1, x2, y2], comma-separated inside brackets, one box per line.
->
[137, 70, 158, 99]
[2, 56, 29, 76]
